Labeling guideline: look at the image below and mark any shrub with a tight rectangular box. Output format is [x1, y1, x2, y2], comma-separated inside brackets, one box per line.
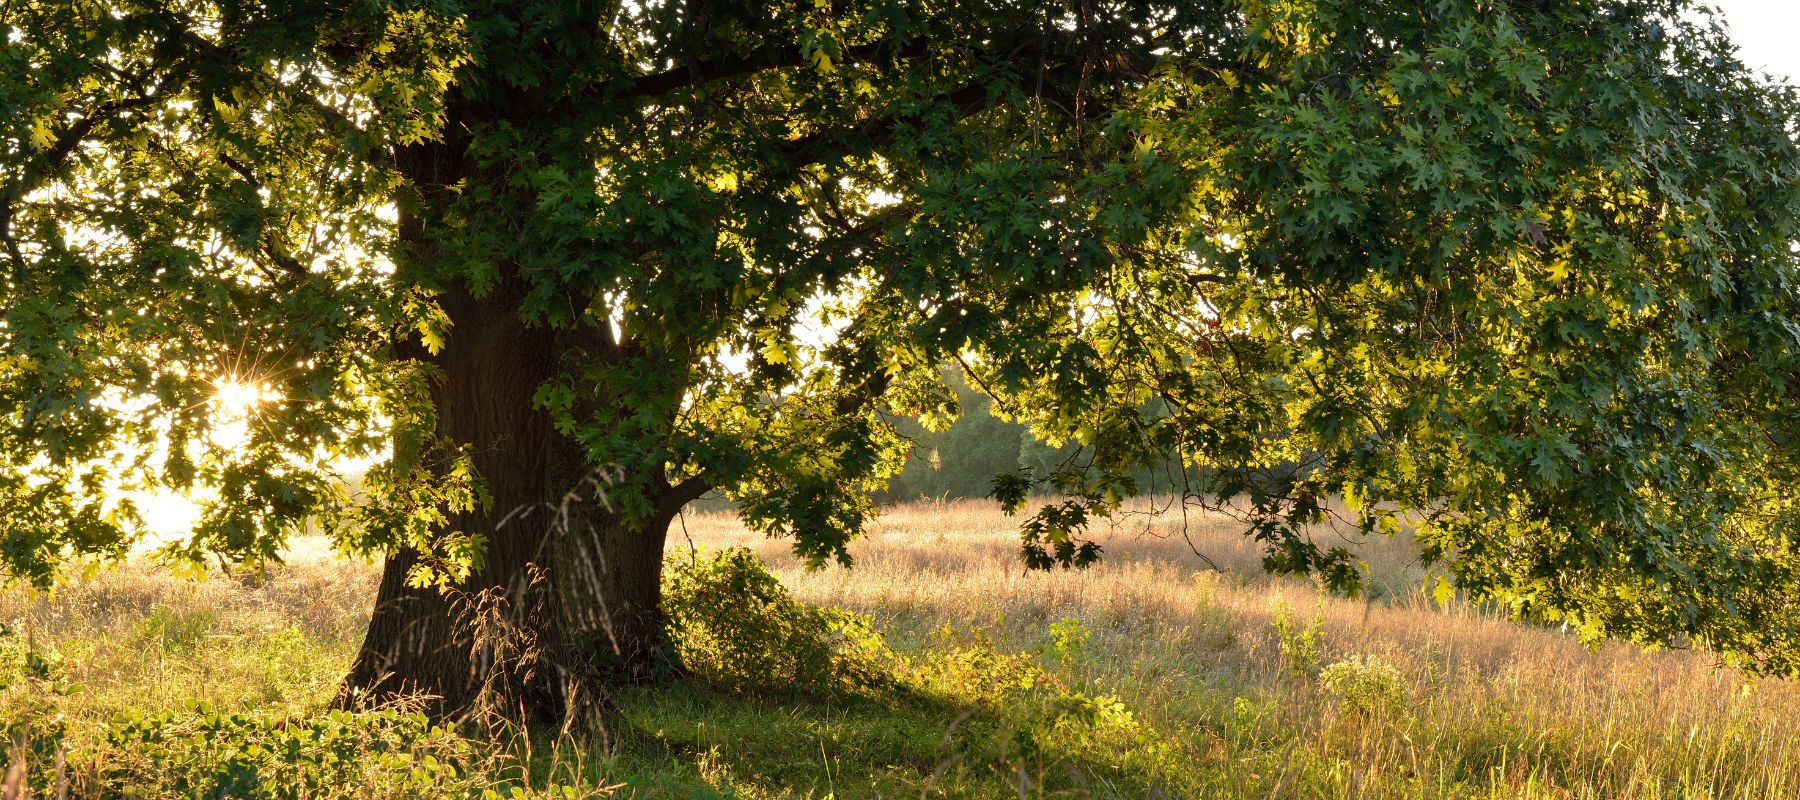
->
[0, 622, 67, 690]
[0, 714, 68, 799]
[913, 624, 1057, 708]
[662, 548, 891, 696]
[1270, 596, 1324, 677]
[1044, 616, 1090, 663]
[93, 704, 607, 799]
[1319, 656, 1408, 719]
[0, 703, 593, 800]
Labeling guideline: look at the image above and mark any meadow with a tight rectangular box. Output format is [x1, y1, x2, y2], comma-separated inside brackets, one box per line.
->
[0, 499, 1796, 798]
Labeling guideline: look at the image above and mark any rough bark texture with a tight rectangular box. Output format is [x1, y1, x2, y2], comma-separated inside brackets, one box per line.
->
[336, 279, 680, 722]
[337, 112, 682, 722]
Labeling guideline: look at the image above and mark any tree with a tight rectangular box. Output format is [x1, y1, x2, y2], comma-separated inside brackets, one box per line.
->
[5, 0, 1800, 722]
[877, 366, 1200, 502]
[879, 366, 1026, 502]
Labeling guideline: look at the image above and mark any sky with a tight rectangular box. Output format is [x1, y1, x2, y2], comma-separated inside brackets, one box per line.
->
[1707, 0, 1800, 83]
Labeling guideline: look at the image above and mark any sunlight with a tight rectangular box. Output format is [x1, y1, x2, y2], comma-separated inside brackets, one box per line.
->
[209, 375, 278, 450]
[126, 376, 281, 542]
[133, 490, 203, 543]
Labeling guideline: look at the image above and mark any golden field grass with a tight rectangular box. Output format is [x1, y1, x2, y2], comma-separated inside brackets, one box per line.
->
[0, 498, 1796, 798]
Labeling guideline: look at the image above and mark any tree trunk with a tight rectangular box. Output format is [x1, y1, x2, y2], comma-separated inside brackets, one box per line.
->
[336, 96, 696, 724]
[336, 280, 679, 724]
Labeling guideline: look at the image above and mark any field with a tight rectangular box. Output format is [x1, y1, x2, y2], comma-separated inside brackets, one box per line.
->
[0, 499, 1797, 798]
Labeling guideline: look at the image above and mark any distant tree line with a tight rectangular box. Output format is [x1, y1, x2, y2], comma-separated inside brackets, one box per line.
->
[874, 368, 1199, 504]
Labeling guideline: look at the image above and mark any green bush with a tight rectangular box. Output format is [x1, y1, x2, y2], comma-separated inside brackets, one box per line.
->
[912, 624, 1057, 708]
[0, 702, 599, 799]
[1319, 656, 1408, 719]
[1043, 616, 1089, 663]
[1270, 597, 1324, 677]
[0, 621, 65, 690]
[663, 548, 891, 696]
[0, 715, 69, 799]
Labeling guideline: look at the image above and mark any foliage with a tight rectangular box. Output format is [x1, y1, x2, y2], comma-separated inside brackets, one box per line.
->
[663, 548, 890, 696]
[878, 368, 1031, 503]
[0, 621, 67, 691]
[0, 702, 594, 800]
[100, 706, 488, 799]
[1043, 616, 1089, 664]
[1319, 655, 1408, 719]
[6, 0, 1800, 678]
[1, 708, 68, 800]
[878, 366, 1204, 503]
[1271, 595, 1326, 677]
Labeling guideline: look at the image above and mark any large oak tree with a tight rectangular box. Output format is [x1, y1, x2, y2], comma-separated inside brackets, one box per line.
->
[7, 0, 1800, 722]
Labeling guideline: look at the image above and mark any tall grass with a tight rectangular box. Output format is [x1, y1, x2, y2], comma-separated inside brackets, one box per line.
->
[0, 498, 1793, 798]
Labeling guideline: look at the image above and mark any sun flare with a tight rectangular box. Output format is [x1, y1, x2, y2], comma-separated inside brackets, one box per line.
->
[130, 376, 282, 544]
[209, 376, 278, 450]
[213, 375, 277, 416]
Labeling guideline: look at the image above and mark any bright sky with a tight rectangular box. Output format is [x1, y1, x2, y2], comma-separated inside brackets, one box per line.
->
[1707, 0, 1800, 83]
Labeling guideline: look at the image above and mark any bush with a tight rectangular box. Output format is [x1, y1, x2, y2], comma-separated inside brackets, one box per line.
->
[0, 703, 591, 800]
[0, 715, 68, 799]
[1044, 617, 1090, 663]
[1270, 597, 1324, 677]
[1319, 656, 1408, 719]
[0, 621, 66, 690]
[663, 548, 891, 696]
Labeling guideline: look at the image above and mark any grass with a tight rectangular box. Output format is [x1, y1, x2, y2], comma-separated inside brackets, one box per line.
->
[1, 498, 1797, 798]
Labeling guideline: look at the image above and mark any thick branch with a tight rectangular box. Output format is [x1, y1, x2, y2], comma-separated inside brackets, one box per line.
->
[658, 476, 714, 516]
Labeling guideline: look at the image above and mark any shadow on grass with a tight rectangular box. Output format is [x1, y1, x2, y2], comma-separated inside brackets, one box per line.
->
[600, 677, 1175, 799]
[573, 548, 1179, 797]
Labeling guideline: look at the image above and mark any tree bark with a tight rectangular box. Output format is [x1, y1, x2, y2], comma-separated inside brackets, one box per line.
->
[335, 84, 694, 723]
[336, 279, 679, 724]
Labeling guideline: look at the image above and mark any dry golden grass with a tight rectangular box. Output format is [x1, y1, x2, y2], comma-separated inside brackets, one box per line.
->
[674, 498, 1800, 798]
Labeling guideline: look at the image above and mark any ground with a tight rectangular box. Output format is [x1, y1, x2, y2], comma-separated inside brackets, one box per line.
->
[0, 500, 1795, 798]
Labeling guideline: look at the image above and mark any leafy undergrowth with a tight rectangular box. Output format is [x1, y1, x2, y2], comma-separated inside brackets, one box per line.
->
[1, 508, 1798, 798]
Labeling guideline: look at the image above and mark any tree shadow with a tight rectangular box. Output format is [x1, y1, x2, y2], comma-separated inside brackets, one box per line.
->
[593, 663, 1179, 799]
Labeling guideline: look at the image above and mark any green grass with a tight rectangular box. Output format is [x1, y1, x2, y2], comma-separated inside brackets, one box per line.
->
[1, 500, 1797, 798]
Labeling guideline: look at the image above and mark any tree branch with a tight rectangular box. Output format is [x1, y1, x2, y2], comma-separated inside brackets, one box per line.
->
[213, 153, 308, 279]
[775, 80, 999, 172]
[1, 92, 163, 271]
[658, 476, 714, 516]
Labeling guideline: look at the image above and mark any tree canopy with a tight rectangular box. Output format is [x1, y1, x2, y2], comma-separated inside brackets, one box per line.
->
[6, 0, 1800, 716]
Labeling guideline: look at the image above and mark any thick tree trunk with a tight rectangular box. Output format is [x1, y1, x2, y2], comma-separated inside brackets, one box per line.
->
[336, 282, 679, 723]
[554, 509, 679, 685]
[336, 89, 695, 723]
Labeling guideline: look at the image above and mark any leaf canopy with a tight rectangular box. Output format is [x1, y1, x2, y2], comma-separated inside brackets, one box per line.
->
[5, 0, 1800, 672]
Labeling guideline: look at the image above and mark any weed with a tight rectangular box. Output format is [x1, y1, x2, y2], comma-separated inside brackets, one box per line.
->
[1319, 655, 1408, 719]
[1271, 595, 1325, 677]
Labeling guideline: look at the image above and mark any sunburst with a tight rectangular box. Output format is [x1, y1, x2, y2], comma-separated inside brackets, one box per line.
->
[208, 374, 280, 450]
